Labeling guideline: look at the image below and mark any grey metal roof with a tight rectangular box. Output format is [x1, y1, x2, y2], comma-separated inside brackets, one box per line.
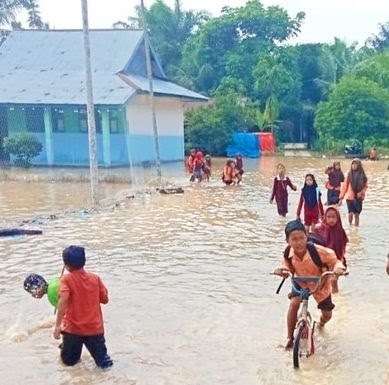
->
[0, 30, 207, 105]
[123, 74, 208, 101]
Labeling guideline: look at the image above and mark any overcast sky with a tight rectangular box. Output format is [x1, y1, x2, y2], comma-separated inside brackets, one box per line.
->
[35, 0, 388, 45]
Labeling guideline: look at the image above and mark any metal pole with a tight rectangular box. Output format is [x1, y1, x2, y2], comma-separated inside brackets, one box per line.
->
[81, 0, 99, 206]
[140, 0, 162, 183]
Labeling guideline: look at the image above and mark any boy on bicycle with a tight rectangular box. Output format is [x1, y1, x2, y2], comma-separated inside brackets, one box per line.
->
[273, 219, 346, 349]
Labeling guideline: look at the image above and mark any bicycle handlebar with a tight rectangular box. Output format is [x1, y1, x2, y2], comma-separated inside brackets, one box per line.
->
[292, 271, 349, 295]
[272, 270, 348, 296]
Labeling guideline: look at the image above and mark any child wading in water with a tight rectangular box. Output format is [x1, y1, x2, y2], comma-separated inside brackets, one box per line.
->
[325, 162, 344, 205]
[313, 207, 349, 293]
[222, 159, 237, 185]
[235, 154, 244, 184]
[273, 220, 346, 349]
[190, 151, 204, 182]
[297, 173, 324, 232]
[54, 246, 113, 368]
[203, 154, 212, 181]
[24, 274, 60, 307]
[270, 163, 297, 217]
[339, 159, 368, 226]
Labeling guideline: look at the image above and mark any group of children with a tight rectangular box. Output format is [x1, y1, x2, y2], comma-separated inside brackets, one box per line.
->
[221, 155, 244, 185]
[185, 149, 212, 183]
[22, 157, 370, 368]
[270, 159, 368, 228]
[24, 246, 113, 369]
[271, 158, 368, 349]
[185, 150, 244, 185]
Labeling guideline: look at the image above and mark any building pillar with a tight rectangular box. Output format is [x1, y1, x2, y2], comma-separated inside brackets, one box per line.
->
[102, 109, 111, 166]
[43, 107, 54, 166]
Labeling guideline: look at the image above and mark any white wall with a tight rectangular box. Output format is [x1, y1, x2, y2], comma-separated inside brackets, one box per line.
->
[126, 95, 184, 137]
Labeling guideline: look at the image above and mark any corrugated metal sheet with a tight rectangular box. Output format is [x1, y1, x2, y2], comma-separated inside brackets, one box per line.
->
[0, 30, 208, 105]
[0, 30, 141, 105]
[124, 74, 208, 101]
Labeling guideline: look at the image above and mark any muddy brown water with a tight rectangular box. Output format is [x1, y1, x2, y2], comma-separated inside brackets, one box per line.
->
[1, 157, 389, 385]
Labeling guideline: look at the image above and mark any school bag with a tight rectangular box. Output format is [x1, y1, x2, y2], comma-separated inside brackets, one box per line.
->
[276, 234, 327, 294]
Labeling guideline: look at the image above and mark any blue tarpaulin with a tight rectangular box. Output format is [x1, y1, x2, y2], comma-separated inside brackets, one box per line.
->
[226, 133, 261, 158]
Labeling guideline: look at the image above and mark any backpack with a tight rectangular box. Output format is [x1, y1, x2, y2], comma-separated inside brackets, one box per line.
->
[283, 233, 327, 269]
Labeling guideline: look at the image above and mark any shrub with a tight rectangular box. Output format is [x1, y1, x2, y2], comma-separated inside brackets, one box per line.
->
[3, 133, 43, 167]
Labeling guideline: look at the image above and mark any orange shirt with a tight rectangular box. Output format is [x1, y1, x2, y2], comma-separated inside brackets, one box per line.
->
[281, 245, 345, 303]
[339, 176, 368, 201]
[59, 269, 109, 336]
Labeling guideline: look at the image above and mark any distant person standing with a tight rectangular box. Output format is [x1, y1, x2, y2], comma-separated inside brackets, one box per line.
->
[369, 147, 379, 161]
[191, 151, 204, 182]
[325, 162, 345, 205]
[339, 159, 368, 226]
[269, 163, 297, 217]
[186, 148, 196, 174]
[222, 159, 237, 185]
[235, 154, 244, 184]
[203, 154, 212, 181]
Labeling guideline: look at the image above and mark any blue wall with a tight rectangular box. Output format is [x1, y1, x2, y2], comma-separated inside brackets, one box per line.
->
[21, 133, 184, 166]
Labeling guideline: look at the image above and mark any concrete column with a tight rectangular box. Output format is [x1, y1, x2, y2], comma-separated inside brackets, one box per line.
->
[101, 109, 111, 166]
[43, 107, 54, 166]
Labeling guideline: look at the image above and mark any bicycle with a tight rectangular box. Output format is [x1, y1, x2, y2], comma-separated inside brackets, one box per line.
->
[275, 271, 348, 369]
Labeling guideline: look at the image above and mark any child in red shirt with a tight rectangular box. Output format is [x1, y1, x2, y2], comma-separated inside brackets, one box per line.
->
[297, 173, 324, 232]
[53, 246, 113, 368]
[270, 163, 297, 216]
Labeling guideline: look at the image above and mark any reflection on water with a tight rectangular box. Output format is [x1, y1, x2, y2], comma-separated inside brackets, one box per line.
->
[0, 157, 389, 385]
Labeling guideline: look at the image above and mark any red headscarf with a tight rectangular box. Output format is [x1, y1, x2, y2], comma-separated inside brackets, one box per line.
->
[314, 207, 348, 261]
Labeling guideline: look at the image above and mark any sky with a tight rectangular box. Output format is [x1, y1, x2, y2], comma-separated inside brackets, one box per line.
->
[33, 0, 388, 45]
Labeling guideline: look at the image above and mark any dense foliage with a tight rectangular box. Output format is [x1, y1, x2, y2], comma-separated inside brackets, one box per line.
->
[3, 133, 43, 167]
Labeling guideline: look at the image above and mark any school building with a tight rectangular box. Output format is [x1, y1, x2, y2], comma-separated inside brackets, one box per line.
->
[0, 29, 208, 166]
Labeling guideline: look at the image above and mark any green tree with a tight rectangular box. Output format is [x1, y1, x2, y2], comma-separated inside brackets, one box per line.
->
[352, 51, 389, 91]
[140, 0, 209, 78]
[180, 0, 304, 94]
[185, 84, 261, 155]
[315, 77, 389, 151]
[3, 133, 43, 167]
[253, 48, 301, 136]
[366, 22, 389, 51]
[0, 0, 45, 28]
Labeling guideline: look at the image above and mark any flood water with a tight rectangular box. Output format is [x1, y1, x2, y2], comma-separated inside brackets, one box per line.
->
[1, 156, 389, 385]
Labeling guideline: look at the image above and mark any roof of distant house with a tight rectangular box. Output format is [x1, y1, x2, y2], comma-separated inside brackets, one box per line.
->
[0, 30, 208, 105]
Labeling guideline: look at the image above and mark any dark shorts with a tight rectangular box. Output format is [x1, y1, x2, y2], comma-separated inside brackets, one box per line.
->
[288, 292, 335, 311]
[327, 189, 340, 205]
[346, 199, 363, 214]
[60, 332, 113, 368]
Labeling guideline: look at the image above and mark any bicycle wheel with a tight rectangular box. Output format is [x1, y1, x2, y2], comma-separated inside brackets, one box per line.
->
[293, 323, 309, 369]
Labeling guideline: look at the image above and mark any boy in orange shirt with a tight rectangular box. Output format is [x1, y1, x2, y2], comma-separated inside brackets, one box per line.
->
[53, 246, 113, 368]
[273, 220, 346, 349]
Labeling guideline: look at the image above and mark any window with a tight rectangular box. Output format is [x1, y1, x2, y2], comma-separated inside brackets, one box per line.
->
[109, 110, 120, 133]
[78, 108, 102, 133]
[78, 108, 87, 132]
[26, 107, 44, 132]
[52, 108, 65, 132]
